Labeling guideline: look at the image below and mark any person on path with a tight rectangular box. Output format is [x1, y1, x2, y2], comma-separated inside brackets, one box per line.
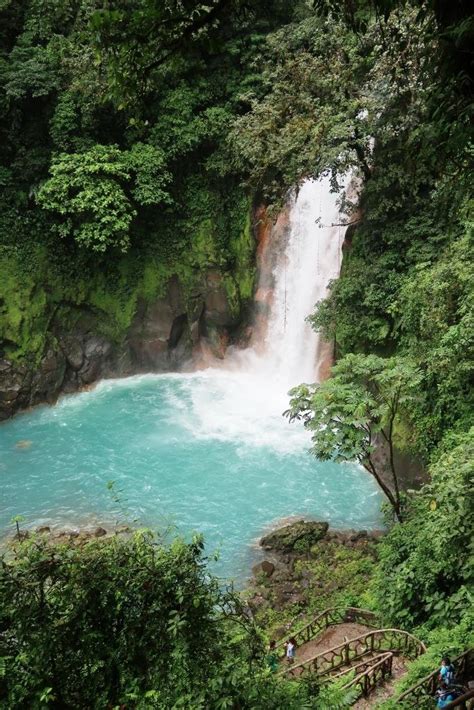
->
[435, 682, 461, 708]
[435, 681, 456, 708]
[284, 637, 296, 665]
[266, 640, 279, 673]
[439, 657, 456, 686]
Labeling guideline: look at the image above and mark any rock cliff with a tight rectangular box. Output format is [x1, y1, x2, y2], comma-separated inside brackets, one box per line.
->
[0, 268, 246, 420]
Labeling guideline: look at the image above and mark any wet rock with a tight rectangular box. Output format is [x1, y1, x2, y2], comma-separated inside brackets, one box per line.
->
[0, 266, 242, 419]
[128, 335, 169, 371]
[168, 325, 192, 368]
[93, 527, 107, 537]
[189, 319, 200, 346]
[202, 271, 237, 329]
[201, 327, 229, 360]
[83, 336, 112, 362]
[36, 526, 51, 534]
[0, 365, 22, 401]
[15, 439, 33, 449]
[0, 360, 30, 419]
[31, 349, 66, 405]
[55, 530, 80, 541]
[168, 314, 188, 349]
[252, 560, 275, 578]
[115, 525, 132, 534]
[261, 520, 329, 552]
[60, 336, 84, 371]
[127, 278, 192, 371]
[78, 337, 113, 385]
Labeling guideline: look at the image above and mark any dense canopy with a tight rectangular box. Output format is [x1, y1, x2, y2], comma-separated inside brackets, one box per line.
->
[0, 0, 472, 706]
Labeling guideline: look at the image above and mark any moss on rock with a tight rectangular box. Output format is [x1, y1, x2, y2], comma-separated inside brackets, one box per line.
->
[260, 520, 329, 553]
[0, 184, 256, 370]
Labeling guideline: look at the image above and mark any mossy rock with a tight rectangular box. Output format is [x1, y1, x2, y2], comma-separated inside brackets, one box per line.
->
[260, 520, 329, 552]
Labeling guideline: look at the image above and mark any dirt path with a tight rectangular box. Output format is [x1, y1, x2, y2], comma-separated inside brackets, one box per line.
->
[279, 621, 410, 705]
[281, 622, 372, 668]
[352, 656, 408, 708]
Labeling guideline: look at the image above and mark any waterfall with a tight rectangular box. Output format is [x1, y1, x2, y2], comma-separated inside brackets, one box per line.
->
[259, 176, 346, 384]
[180, 174, 350, 453]
[231, 174, 348, 393]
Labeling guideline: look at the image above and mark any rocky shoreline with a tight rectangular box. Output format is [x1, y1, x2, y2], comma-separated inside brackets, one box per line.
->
[7, 523, 132, 547]
[7, 518, 383, 628]
[245, 519, 383, 629]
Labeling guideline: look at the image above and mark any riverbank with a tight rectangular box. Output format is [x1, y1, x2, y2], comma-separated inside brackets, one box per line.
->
[244, 519, 383, 639]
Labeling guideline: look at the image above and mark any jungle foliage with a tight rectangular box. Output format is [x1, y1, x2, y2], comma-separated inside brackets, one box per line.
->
[0, 0, 473, 705]
[0, 0, 293, 361]
[286, 354, 423, 520]
[0, 531, 320, 709]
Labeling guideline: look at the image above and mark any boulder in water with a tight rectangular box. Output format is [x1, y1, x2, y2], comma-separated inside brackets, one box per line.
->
[260, 520, 329, 552]
[15, 439, 32, 449]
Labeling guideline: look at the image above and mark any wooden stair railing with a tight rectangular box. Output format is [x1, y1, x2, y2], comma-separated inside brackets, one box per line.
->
[319, 651, 396, 699]
[443, 688, 474, 709]
[275, 606, 379, 659]
[281, 628, 425, 678]
[395, 648, 474, 704]
[329, 652, 393, 683]
[342, 652, 394, 698]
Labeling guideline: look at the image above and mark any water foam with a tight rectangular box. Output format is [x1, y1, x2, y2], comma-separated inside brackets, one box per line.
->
[179, 174, 350, 449]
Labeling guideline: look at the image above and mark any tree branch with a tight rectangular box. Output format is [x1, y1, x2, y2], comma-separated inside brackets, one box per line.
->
[142, 0, 234, 75]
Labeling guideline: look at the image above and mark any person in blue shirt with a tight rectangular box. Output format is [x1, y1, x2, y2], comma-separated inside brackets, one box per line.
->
[439, 657, 456, 686]
[436, 682, 456, 708]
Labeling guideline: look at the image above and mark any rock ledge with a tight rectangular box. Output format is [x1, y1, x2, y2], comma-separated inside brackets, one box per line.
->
[260, 519, 329, 552]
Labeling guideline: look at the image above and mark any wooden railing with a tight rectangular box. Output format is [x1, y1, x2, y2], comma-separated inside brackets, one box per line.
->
[395, 648, 473, 704]
[319, 651, 396, 699]
[282, 628, 425, 678]
[443, 688, 474, 709]
[342, 652, 394, 698]
[330, 651, 393, 683]
[275, 606, 379, 659]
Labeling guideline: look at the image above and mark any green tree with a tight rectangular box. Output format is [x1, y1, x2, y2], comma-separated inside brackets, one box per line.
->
[285, 354, 422, 521]
[0, 530, 318, 709]
[373, 430, 474, 629]
[37, 143, 171, 252]
[91, 1, 292, 104]
[226, 12, 373, 201]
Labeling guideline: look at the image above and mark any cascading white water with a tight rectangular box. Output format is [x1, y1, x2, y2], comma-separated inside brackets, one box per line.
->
[260, 176, 347, 384]
[174, 174, 350, 454]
